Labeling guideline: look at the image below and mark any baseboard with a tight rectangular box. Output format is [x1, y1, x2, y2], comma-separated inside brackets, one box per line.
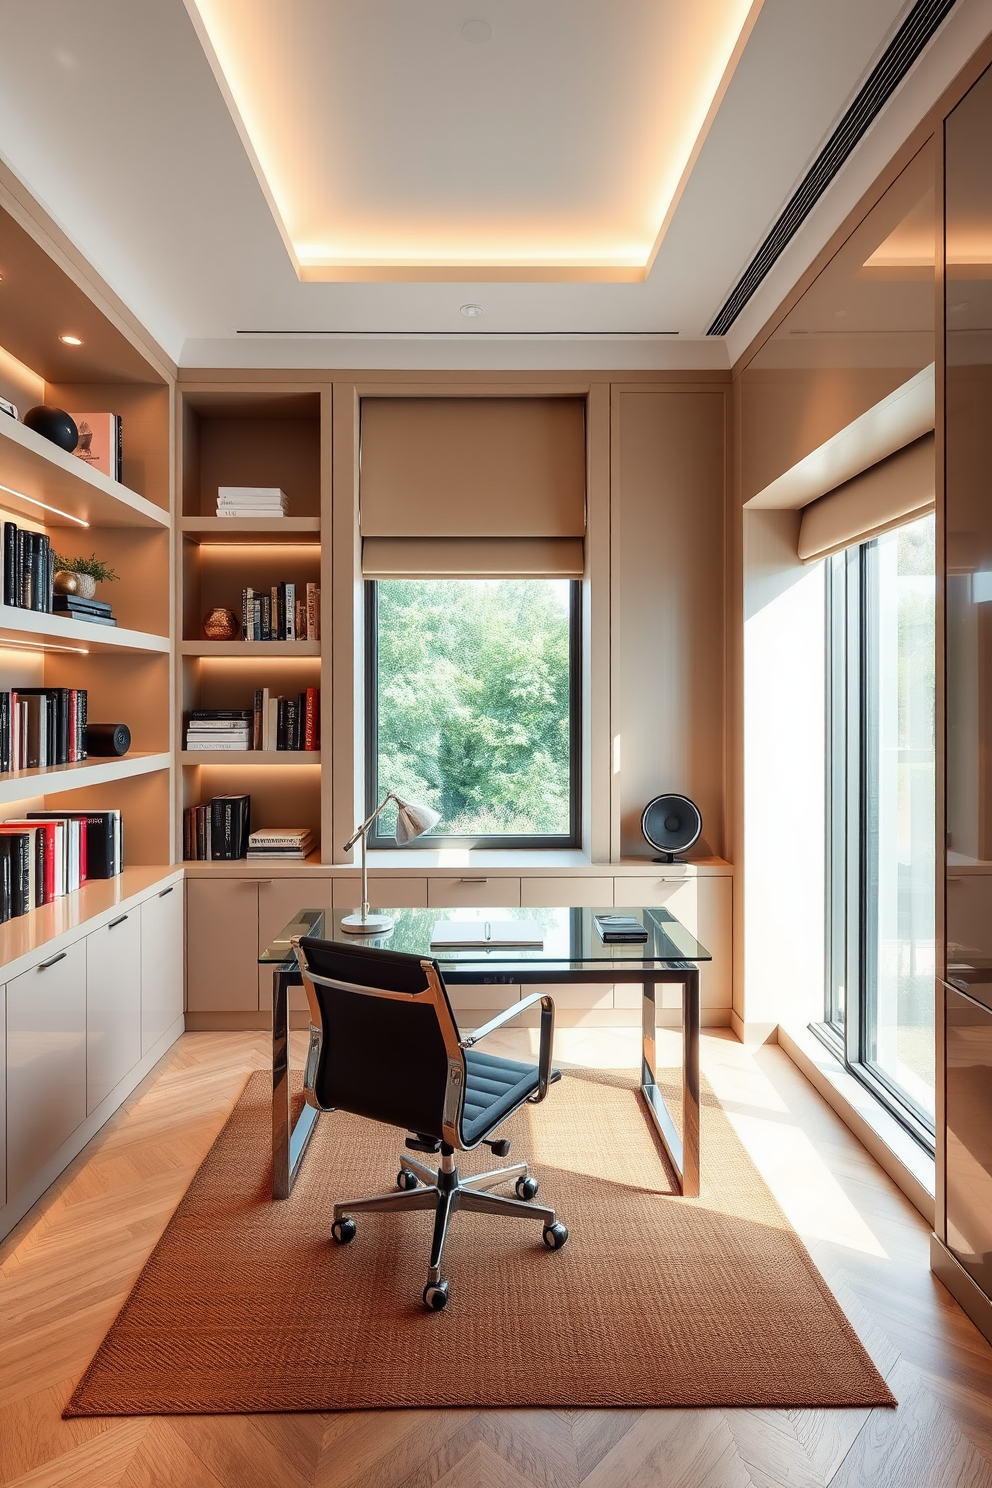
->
[930, 1234, 992, 1347]
[779, 1022, 935, 1224]
[0, 1014, 186, 1245]
[729, 1009, 778, 1045]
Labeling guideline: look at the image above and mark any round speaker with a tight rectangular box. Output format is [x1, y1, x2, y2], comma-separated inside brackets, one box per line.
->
[85, 723, 131, 757]
[23, 405, 78, 452]
[641, 794, 702, 863]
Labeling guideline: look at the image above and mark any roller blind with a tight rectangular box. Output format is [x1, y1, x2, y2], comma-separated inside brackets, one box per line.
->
[359, 396, 586, 577]
[798, 433, 935, 564]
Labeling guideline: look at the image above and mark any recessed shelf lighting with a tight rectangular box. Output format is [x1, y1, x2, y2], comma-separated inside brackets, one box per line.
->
[59, 334, 83, 346]
[0, 480, 90, 527]
[461, 19, 492, 44]
[460, 304, 484, 319]
[0, 637, 90, 656]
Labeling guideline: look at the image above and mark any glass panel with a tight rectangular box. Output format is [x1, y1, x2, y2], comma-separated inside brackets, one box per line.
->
[863, 515, 936, 1122]
[370, 578, 576, 843]
[825, 550, 848, 1032]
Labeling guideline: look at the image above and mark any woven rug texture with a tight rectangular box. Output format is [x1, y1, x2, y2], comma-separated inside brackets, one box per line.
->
[66, 1067, 895, 1414]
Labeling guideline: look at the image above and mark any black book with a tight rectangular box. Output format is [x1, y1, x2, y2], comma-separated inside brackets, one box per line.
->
[6, 832, 31, 917]
[52, 595, 113, 615]
[27, 809, 120, 879]
[284, 697, 298, 751]
[75, 689, 88, 761]
[3, 521, 15, 606]
[187, 709, 253, 720]
[594, 914, 649, 944]
[260, 594, 271, 642]
[0, 691, 9, 773]
[0, 842, 10, 923]
[276, 581, 286, 641]
[276, 697, 287, 750]
[14, 526, 25, 607]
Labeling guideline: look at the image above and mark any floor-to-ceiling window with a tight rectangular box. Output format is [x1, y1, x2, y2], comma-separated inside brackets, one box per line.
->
[822, 513, 936, 1141]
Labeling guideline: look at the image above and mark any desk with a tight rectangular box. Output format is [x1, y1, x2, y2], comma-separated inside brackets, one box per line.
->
[259, 903, 711, 1200]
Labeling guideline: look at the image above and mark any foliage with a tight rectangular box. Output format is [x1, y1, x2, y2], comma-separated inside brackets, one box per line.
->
[53, 552, 118, 583]
[374, 579, 573, 838]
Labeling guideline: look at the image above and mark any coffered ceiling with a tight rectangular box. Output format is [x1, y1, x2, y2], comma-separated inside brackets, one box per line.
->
[0, 0, 983, 367]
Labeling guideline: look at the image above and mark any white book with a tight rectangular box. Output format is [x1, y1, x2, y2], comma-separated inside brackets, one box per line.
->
[430, 919, 544, 950]
[185, 740, 250, 751]
[217, 486, 287, 500]
[249, 828, 311, 843]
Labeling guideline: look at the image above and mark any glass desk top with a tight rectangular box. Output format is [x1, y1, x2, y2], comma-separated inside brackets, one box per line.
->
[259, 904, 711, 970]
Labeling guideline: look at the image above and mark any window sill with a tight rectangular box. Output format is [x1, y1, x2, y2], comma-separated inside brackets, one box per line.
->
[364, 848, 594, 870]
[778, 1021, 935, 1224]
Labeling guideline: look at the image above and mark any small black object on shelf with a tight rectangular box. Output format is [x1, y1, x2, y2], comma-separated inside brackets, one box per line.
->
[85, 723, 131, 757]
[23, 405, 78, 452]
[641, 794, 702, 863]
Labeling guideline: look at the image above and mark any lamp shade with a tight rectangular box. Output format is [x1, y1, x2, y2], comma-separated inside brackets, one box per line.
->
[393, 795, 441, 844]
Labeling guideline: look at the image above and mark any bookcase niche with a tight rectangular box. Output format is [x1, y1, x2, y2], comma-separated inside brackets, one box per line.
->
[178, 387, 326, 865]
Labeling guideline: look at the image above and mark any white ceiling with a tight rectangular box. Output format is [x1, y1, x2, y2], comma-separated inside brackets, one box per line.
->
[0, 0, 984, 369]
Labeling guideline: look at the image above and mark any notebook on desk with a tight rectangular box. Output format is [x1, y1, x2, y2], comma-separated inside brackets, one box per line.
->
[430, 918, 544, 950]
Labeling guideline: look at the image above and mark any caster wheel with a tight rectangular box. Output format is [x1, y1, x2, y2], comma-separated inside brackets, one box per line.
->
[543, 1221, 569, 1250]
[490, 1138, 511, 1157]
[397, 1168, 419, 1191]
[423, 1280, 449, 1311]
[515, 1175, 539, 1200]
[332, 1217, 356, 1244]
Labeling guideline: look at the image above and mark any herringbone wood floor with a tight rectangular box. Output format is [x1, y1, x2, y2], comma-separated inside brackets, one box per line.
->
[2, 1026, 991, 1488]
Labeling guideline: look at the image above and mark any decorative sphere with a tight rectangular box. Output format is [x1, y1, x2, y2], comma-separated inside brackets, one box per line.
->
[24, 405, 79, 452]
[203, 606, 239, 641]
[53, 570, 80, 596]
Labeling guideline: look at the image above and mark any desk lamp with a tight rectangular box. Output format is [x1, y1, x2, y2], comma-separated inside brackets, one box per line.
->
[341, 792, 441, 933]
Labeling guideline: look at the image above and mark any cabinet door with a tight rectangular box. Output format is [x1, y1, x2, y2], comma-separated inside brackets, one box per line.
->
[86, 911, 142, 1114]
[186, 878, 259, 1012]
[258, 878, 332, 1013]
[141, 883, 184, 1055]
[520, 878, 616, 1011]
[6, 939, 87, 1196]
[427, 876, 521, 908]
[331, 876, 428, 910]
[614, 876, 732, 1012]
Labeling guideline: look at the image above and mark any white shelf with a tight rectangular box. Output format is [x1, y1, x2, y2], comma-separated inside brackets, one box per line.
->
[0, 605, 170, 654]
[0, 415, 170, 530]
[0, 752, 171, 807]
[180, 639, 319, 657]
[181, 516, 319, 544]
[181, 750, 320, 765]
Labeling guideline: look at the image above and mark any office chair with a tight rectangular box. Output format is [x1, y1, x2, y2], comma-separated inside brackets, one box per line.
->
[292, 934, 569, 1310]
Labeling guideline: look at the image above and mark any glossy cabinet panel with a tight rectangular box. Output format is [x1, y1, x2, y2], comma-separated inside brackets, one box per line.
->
[258, 878, 332, 1013]
[427, 876, 521, 908]
[86, 912, 141, 1114]
[945, 987, 992, 1298]
[6, 939, 87, 1195]
[186, 877, 258, 1011]
[140, 884, 183, 1055]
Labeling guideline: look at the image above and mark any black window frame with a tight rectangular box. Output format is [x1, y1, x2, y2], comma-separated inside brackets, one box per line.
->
[364, 577, 582, 849]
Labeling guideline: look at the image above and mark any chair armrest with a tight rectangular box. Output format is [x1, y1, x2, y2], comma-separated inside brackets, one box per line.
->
[460, 992, 556, 1104]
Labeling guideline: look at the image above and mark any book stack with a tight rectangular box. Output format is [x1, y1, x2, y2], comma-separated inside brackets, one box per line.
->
[252, 687, 319, 751]
[68, 412, 123, 482]
[183, 794, 251, 861]
[52, 594, 116, 626]
[2, 520, 54, 612]
[240, 581, 319, 641]
[217, 486, 288, 518]
[185, 709, 253, 751]
[246, 827, 313, 862]
[0, 807, 122, 921]
[1, 688, 88, 771]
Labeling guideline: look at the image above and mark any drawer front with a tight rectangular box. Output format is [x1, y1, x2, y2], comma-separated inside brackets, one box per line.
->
[86, 911, 142, 1114]
[258, 878, 332, 1014]
[6, 939, 87, 1195]
[140, 884, 184, 1055]
[428, 877, 521, 908]
[186, 878, 259, 1012]
[332, 876, 428, 910]
[614, 876, 732, 1009]
[520, 877, 614, 909]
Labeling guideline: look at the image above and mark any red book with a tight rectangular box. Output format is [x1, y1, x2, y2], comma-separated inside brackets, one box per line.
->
[304, 687, 319, 750]
[3, 820, 57, 902]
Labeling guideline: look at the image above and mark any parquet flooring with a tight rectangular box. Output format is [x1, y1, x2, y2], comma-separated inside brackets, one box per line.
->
[2, 1025, 991, 1488]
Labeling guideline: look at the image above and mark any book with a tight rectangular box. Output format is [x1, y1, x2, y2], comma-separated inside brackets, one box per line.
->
[28, 810, 120, 880]
[430, 919, 544, 950]
[304, 687, 319, 749]
[206, 794, 251, 860]
[67, 412, 122, 481]
[594, 913, 648, 944]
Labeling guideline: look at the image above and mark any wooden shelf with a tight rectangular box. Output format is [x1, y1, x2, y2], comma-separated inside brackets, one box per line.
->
[0, 416, 170, 530]
[180, 639, 319, 658]
[181, 751, 320, 766]
[181, 517, 320, 544]
[0, 751, 170, 807]
[0, 605, 170, 654]
[183, 850, 323, 875]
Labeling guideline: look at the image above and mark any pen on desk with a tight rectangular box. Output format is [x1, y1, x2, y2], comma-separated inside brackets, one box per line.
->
[485, 921, 491, 941]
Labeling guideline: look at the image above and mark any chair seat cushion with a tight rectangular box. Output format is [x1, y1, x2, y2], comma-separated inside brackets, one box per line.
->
[461, 1049, 559, 1146]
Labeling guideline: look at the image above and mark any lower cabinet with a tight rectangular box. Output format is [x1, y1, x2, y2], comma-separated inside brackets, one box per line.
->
[6, 939, 87, 1196]
[86, 911, 142, 1114]
[616, 875, 732, 1015]
[186, 877, 259, 1012]
[141, 884, 184, 1054]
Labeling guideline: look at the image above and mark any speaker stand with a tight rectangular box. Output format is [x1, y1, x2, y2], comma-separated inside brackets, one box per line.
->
[652, 853, 686, 864]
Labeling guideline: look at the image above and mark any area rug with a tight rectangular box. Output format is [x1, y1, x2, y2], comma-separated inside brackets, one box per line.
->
[66, 1068, 894, 1415]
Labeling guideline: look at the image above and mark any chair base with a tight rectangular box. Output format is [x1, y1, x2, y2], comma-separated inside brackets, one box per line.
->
[332, 1150, 567, 1308]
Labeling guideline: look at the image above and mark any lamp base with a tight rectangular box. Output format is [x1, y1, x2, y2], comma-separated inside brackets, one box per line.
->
[340, 911, 395, 935]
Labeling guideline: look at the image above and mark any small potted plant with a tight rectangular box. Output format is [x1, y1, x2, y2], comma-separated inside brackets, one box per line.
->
[52, 552, 118, 600]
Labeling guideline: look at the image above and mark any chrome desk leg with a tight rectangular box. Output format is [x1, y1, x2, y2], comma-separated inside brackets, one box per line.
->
[640, 966, 701, 1197]
[271, 964, 319, 1200]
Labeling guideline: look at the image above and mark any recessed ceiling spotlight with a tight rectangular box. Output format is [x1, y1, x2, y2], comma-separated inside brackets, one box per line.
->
[460, 304, 484, 319]
[461, 19, 492, 44]
[59, 333, 83, 346]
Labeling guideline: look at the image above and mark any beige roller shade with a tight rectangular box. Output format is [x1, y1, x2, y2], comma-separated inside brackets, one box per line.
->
[798, 433, 935, 563]
[363, 536, 584, 579]
[359, 397, 586, 537]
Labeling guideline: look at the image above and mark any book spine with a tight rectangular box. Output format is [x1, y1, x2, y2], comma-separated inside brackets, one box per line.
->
[78, 689, 88, 760]
[0, 691, 9, 772]
[285, 582, 295, 641]
[276, 581, 286, 641]
[2, 521, 15, 606]
[11, 834, 30, 918]
[306, 582, 317, 641]
[260, 594, 271, 642]
[242, 586, 252, 641]
[0, 843, 10, 924]
[115, 414, 123, 482]
[276, 697, 286, 750]
[252, 689, 263, 750]
[14, 527, 24, 607]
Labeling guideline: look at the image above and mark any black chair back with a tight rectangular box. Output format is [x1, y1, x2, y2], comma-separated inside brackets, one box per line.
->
[295, 935, 464, 1142]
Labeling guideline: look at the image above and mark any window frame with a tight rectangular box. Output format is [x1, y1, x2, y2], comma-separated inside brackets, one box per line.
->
[363, 577, 583, 849]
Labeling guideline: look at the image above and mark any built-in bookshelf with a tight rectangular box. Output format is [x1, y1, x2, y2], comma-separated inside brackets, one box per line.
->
[177, 386, 327, 863]
[0, 188, 175, 945]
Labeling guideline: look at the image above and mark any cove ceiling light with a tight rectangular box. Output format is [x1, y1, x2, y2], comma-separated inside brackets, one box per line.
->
[184, 0, 762, 283]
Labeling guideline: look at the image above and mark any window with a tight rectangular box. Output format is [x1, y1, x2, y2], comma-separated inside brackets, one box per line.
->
[366, 578, 580, 846]
[822, 513, 936, 1140]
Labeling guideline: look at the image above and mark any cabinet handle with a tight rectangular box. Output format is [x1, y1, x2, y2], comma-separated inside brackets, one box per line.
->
[38, 951, 67, 970]
[459, 877, 488, 884]
[108, 913, 129, 929]
[158, 886, 175, 898]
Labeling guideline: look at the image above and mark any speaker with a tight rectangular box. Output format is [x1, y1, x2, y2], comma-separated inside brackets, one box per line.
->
[85, 723, 131, 757]
[641, 794, 701, 863]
